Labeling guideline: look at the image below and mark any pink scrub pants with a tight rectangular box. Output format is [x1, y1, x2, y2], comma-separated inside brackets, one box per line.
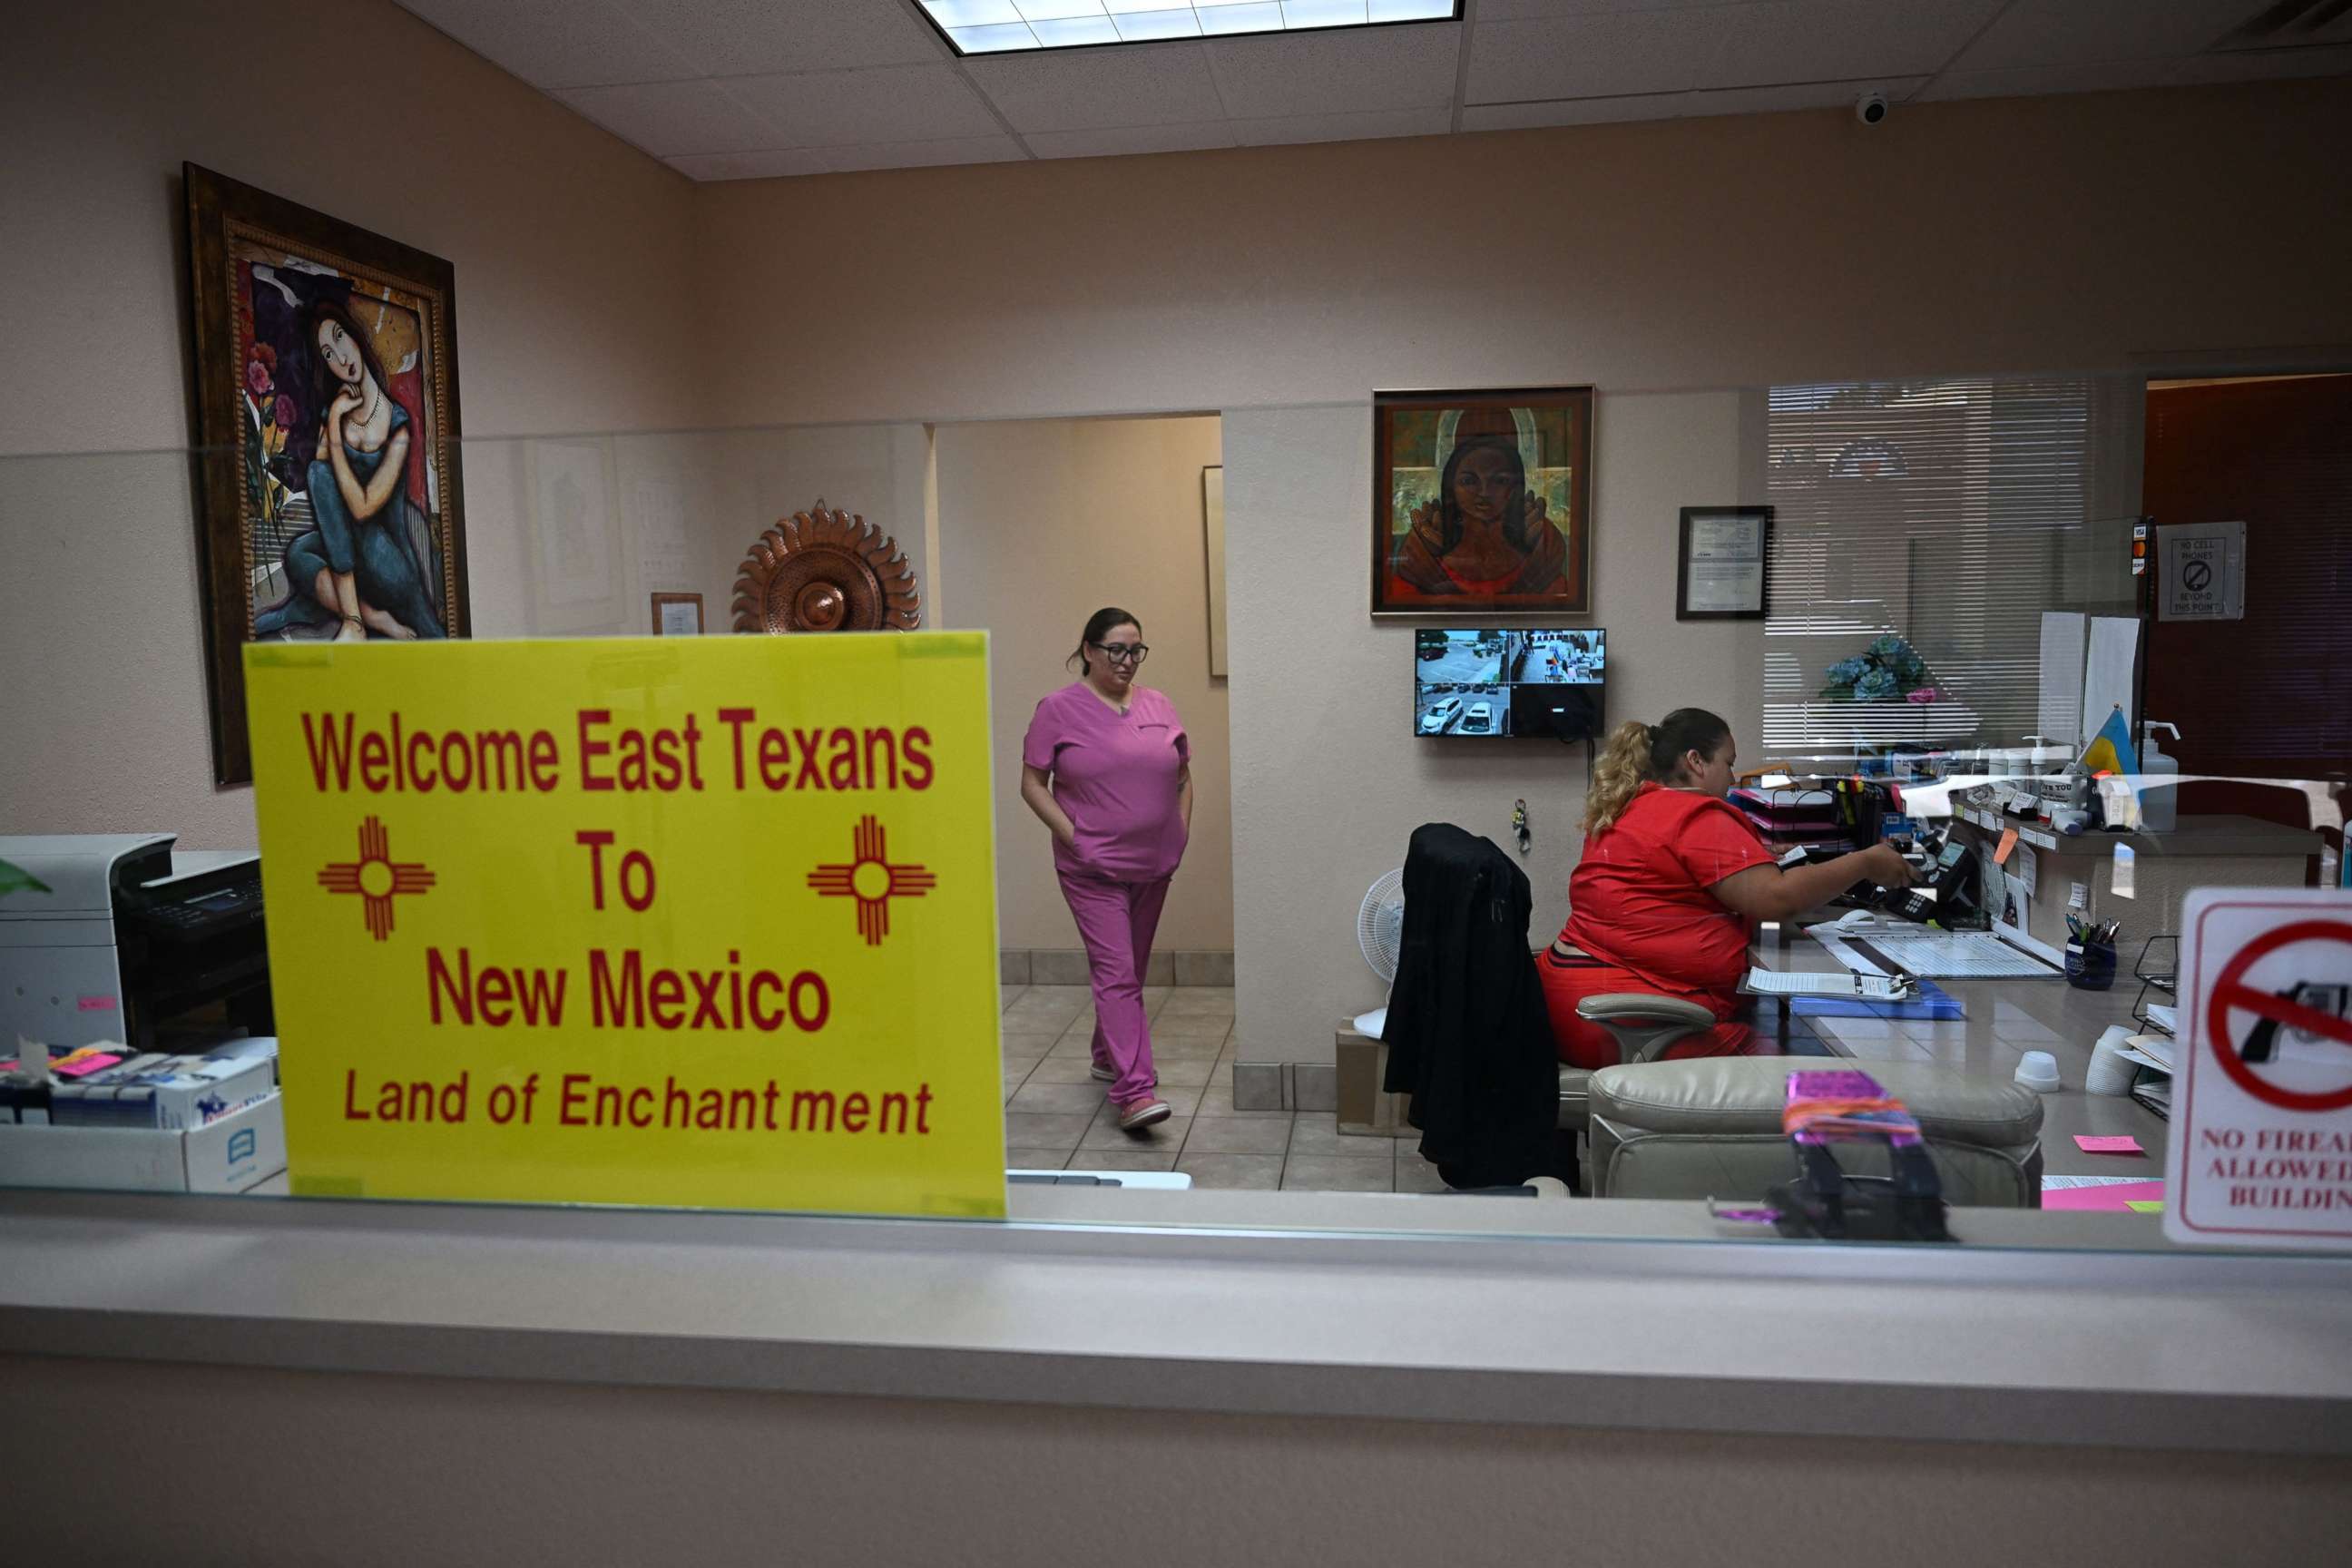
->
[1055, 871, 1171, 1104]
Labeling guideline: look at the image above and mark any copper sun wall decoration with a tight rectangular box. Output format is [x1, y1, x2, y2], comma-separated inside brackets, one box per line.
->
[730, 500, 921, 634]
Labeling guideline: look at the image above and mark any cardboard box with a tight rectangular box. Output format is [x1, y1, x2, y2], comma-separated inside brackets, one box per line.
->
[0, 1091, 284, 1193]
[1335, 1020, 1409, 1137]
[52, 1049, 276, 1131]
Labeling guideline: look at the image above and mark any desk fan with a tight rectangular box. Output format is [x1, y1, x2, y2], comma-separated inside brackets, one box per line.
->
[1353, 867, 1405, 1037]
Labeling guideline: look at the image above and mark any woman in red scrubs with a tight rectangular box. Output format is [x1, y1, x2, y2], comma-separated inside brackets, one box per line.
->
[1538, 709, 1915, 1070]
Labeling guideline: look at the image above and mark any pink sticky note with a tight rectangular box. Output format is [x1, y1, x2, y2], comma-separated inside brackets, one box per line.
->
[2042, 1179, 2165, 1211]
[54, 1053, 123, 1080]
[2074, 1134, 2144, 1154]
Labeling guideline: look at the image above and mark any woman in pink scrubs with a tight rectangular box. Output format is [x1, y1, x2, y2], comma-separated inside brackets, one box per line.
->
[1020, 608, 1192, 1131]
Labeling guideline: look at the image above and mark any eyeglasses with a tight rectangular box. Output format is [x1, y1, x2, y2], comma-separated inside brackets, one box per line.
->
[1091, 642, 1149, 665]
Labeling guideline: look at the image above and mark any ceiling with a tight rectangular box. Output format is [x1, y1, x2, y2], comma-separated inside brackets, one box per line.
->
[392, 0, 2352, 180]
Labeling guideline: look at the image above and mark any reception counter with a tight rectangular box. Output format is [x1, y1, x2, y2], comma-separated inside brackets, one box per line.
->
[5, 1184, 2350, 1562]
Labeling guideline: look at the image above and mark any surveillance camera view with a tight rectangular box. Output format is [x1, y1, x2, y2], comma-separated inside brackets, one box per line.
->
[1415, 630, 1605, 737]
[1514, 629, 1605, 684]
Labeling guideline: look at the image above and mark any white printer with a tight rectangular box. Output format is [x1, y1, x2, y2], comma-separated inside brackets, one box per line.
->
[0, 834, 271, 1051]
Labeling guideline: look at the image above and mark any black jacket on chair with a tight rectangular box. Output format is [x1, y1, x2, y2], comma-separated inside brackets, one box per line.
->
[1379, 823, 1559, 1189]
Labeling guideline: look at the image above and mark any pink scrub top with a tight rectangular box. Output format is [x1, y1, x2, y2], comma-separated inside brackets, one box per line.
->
[1023, 681, 1191, 882]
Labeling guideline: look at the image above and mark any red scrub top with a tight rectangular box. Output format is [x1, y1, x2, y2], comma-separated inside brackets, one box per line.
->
[1559, 782, 1776, 1014]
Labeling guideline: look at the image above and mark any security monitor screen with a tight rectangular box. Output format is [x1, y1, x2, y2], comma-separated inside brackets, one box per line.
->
[1414, 629, 1604, 740]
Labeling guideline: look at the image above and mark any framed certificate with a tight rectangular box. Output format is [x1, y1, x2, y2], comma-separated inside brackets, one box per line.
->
[651, 592, 704, 635]
[1677, 506, 1771, 620]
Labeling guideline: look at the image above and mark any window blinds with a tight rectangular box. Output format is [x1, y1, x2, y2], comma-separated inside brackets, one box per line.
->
[1762, 377, 2116, 758]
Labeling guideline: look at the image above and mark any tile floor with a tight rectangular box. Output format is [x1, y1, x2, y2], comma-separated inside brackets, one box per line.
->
[1002, 984, 1453, 1192]
[1004, 984, 1839, 1192]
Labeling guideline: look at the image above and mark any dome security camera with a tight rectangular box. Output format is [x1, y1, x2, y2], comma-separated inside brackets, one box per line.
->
[1855, 91, 1889, 126]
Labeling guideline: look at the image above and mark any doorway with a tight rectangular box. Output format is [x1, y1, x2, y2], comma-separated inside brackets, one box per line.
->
[2139, 373, 2352, 837]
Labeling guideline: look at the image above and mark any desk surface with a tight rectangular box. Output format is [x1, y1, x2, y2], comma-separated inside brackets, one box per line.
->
[1755, 925, 2168, 1178]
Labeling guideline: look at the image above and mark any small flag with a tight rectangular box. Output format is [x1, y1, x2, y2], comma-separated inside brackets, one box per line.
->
[2079, 705, 2140, 779]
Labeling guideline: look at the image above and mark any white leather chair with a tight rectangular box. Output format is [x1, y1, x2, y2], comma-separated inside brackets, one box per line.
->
[1558, 993, 1718, 1187]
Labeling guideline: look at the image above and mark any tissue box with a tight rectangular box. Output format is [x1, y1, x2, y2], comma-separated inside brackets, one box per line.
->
[52, 1049, 276, 1131]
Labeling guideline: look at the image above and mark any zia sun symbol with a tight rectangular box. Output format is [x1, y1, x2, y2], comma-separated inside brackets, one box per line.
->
[318, 816, 436, 941]
[808, 815, 936, 947]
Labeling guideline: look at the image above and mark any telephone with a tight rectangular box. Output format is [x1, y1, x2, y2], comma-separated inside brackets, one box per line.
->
[1789, 827, 1983, 926]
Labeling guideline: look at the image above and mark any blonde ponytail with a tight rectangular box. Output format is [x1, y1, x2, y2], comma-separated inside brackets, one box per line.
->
[1580, 708, 1736, 837]
[1583, 720, 1655, 836]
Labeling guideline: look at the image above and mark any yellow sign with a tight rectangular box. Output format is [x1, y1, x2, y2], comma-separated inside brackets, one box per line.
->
[243, 633, 1004, 1218]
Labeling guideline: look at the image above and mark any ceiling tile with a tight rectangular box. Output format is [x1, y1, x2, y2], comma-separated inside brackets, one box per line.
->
[554, 79, 781, 156]
[1460, 97, 1665, 131]
[1708, 0, 2004, 89]
[821, 135, 1029, 172]
[1461, 74, 1927, 130]
[1465, 12, 1728, 103]
[1024, 121, 1240, 158]
[1699, 74, 1930, 114]
[394, 0, 701, 87]
[721, 64, 1004, 146]
[1708, 72, 1929, 112]
[1915, 59, 2182, 103]
[666, 149, 834, 181]
[965, 42, 1227, 130]
[1945, 0, 2257, 74]
[611, 0, 945, 75]
[1203, 21, 1461, 117]
[2170, 43, 2352, 85]
[1230, 104, 1453, 144]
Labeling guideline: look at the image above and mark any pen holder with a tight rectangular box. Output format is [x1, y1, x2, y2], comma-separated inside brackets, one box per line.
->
[2065, 937, 2118, 991]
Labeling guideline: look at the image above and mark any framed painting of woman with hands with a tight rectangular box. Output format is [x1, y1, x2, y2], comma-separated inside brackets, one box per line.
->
[1373, 387, 1592, 618]
[184, 163, 470, 784]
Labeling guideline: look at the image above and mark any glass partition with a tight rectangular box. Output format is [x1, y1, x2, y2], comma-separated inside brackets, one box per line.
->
[3, 369, 2345, 1258]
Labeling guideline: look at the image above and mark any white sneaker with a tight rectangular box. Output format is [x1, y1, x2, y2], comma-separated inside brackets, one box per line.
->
[1090, 1063, 1116, 1082]
[1115, 1097, 1172, 1132]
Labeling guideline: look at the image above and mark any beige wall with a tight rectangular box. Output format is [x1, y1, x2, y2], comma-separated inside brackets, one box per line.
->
[1227, 395, 1750, 1057]
[688, 81, 2352, 424]
[937, 416, 1231, 952]
[0, 0, 700, 848]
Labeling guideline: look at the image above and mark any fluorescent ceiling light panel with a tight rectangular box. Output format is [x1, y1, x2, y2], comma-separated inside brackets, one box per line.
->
[948, 23, 1040, 50]
[916, 0, 1455, 53]
[1030, 15, 1121, 44]
[1015, 0, 1109, 18]
[1115, 9, 1203, 39]
[930, 1, 1024, 25]
[1200, 1, 1285, 34]
[1281, 0, 1367, 26]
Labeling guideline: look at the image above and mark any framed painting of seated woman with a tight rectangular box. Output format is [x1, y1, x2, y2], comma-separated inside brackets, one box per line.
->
[184, 163, 470, 784]
[1373, 387, 1592, 618]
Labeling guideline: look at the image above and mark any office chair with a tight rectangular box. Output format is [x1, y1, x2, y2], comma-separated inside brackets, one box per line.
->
[1557, 993, 1718, 1187]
